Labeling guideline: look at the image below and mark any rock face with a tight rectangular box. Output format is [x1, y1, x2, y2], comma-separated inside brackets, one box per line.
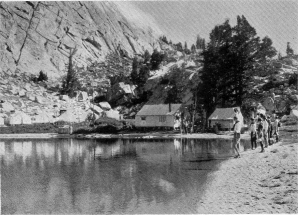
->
[0, 1, 160, 78]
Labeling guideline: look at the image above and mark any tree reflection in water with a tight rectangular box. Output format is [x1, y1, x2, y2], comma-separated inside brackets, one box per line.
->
[1, 137, 250, 214]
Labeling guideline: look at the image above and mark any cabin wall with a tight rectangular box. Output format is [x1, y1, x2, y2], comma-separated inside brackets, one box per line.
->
[135, 115, 175, 127]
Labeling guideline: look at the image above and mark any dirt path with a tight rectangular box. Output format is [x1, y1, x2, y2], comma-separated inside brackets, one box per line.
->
[197, 134, 298, 213]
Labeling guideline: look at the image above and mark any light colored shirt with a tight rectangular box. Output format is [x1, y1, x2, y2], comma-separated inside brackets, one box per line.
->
[273, 119, 280, 133]
[234, 121, 241, 133]
[250, 123, 256, 133]
[234, 112, 243, 127]
[263, 120, 268, 132]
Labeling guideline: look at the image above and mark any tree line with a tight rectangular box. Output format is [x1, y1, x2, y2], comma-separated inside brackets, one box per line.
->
[197, 15, 278, 118]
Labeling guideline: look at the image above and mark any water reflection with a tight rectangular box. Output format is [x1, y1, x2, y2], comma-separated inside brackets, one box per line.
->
[1, 138, 250, 214]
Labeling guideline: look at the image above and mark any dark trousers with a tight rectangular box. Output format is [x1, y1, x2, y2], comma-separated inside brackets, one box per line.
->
[268, 125, 273, 145]
[251, 132, 257, 149]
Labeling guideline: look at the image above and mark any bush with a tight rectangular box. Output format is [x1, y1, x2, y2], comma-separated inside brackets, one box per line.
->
[289, 74, 298, 87]
[262, 80, 285, 91]
[38, 71, 48, 82]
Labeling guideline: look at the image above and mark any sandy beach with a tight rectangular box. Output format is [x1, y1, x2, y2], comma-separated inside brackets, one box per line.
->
[197, 128, 298, 213]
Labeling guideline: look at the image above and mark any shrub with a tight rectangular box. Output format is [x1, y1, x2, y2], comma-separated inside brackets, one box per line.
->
[289, 74, 298, 87]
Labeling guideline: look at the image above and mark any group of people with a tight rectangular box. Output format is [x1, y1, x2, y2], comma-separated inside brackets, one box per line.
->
[249, 113, 281, 153]
[232, 108, 281, 158]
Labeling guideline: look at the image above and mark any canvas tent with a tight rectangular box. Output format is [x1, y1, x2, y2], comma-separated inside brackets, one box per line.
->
[9, 112, 32, 125]
[76, 91, 89, 102]
[55, 109, 92, 123]
[208, 107, 243, 130]
[31, 112, 54, 124]
[0, 116, 4, 126]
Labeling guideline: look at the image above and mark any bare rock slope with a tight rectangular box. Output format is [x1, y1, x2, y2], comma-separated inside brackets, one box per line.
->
[0, 1, 160, 77]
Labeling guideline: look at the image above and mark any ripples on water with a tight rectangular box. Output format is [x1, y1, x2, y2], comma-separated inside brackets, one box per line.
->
[1, 138, 250, 214]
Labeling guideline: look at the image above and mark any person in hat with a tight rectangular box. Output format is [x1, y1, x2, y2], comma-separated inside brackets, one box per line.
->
[233, 116, 241, 158]
[249, 117, 257, 149]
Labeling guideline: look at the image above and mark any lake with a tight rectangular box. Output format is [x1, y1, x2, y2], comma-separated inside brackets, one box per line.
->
[1, 138, 251, 214]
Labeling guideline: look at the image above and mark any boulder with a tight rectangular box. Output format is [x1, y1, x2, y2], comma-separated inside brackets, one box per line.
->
[26, 92, 36, 101]
[24, 83, 31, 91]
[19, 89, 26, 97]
[104, 109, 120, 120]
[291, 95, 298, 101]
[0, 79, 8, 85]
[35, 96, 45, 104]
[98, 102, 111, 110]
[60, 95, 70, 101]
[0, 102, 15, 112]
[90, 104, 103, 115]
[290, 110, 298, 119]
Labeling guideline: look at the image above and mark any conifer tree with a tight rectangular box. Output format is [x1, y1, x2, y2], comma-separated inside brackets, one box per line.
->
[198, 16, 277, 116]
[61, 47, 80, 97]
[191, 44, 196, 53]
[131, 56, 139, 85]
[144, 50, 151, 64]
[286, 42, 294, 56]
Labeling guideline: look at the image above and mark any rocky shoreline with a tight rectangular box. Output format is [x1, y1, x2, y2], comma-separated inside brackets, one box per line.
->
[197, 127, 298, 213]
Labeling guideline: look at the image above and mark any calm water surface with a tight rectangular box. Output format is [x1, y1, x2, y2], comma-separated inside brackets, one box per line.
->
[1, 138, 250, 214]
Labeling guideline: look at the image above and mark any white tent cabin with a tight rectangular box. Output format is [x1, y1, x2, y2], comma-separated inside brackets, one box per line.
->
[75, 91, 89, 102]
[8, 112, 32, 125]
[31, 112, 54, 124]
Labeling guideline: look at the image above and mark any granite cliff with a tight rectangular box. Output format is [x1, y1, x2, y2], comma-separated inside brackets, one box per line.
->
[0, 1, 160, 78]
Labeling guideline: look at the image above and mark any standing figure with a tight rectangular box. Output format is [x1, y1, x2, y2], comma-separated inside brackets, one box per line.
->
[249, 118, 257, 150]
[267, 115, 273, 145]
[233, 116, 241, 158]
[262, 115, 269, 148]
[273, 116, 281, 142]
[257, 118, 265, 153]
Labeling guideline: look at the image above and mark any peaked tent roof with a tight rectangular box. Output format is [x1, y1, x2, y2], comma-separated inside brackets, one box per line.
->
[136, 104, 182, 116]
[208, 107, 241, 120]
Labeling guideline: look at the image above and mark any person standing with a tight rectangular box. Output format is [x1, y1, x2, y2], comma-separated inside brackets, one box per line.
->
[267, 115, 273, 145]
[257, 118, 265, 153]
[233, 116, 241, 158]
[273, 116, 281, 142]
[249, 118, 257, 150]
[262, 115, 269, 148]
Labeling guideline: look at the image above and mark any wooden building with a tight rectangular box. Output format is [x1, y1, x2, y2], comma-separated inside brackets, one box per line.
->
[135, 104, 182, 129]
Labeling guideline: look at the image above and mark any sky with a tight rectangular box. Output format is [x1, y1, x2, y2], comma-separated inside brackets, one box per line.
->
[118, 0, 297, 56]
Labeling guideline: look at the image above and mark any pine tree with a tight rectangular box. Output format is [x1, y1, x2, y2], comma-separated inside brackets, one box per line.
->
[196, 35, 206, 50]
[197, 16, 277, 116]
[184, 42, 188, 51]
[61, 47, 80, 97]
[191, 44, 196, 53]
[286, 42, 294, 56]
[278, 52, 282, 60]
[175, 42, 183, 52]
[144, 50, 151, 64]
[37, 70, 48, 82]
[150, 49, 164, 70]
[131, 56, 139, 85]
